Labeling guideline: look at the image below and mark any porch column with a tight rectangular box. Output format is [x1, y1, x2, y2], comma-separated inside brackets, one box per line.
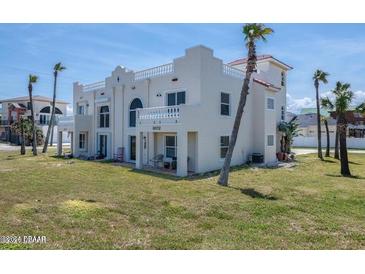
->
[177, 130, 188, 177]
[136, 131, 143, 169]
[70, 132, 74, 154]
[57, 131, 63, 156]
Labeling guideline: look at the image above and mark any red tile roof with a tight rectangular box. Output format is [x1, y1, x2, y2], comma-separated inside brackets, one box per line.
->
[228, 54, 293, 69]
[253, 78, 281, 90]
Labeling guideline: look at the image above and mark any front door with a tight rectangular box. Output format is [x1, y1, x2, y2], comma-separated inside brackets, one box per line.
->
[130, 135, 136, 161]
[99, 135, 107, 158]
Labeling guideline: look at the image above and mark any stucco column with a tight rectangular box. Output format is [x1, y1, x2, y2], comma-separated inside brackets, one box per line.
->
[177, 130, 188, 177]
[135, 131, 143, 169]
[57, 131, 62, 156]
[70, 132, 74, 154]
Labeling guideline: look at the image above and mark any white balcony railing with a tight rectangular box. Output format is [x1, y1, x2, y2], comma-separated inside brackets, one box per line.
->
[222, 64, 244, 79]
[137, 105, 181, 125]
[134, 63, 174, 81]
[83, 81, 105, 92]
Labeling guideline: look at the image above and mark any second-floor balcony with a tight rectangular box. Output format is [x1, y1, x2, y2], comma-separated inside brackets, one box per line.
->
[137, 106, 181, 125]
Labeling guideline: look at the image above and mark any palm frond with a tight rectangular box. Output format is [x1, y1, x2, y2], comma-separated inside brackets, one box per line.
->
[28, 74, 38, 83]
[54, 62, 66, 72]
[321, 96, 334, 110]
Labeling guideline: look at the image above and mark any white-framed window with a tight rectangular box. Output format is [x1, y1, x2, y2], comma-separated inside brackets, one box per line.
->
[267, 135, 274, 146]
[281, 71, 285, 87]
[77, 105, 85, 115]
[129, 98, 143, 127]
[98, 105, 109, 128]
[220, 136, 229, 159]
[167, 91, 186, 106]
[220, 92, 230, 116]
[165, 135, 177, 158]
[281, 106, 285, 121]
[79, 132, 87, 150]
[267, 97, 275, 110]
[39, 114, 49, 125]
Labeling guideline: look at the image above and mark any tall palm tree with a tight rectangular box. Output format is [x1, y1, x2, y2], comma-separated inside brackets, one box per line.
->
[322, 116, 330, 157]
[28, 74, 38, 156]
[20, 116, 26, 155]
[43, 62, 66, 153]
[313, 70, 329, 160]
[322, 82, 353, 176]
[217, 23, 273, 186]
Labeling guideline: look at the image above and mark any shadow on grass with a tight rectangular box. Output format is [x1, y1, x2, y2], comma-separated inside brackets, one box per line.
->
[349, 161, 362, 165]
[229, 187, 278, 200]
[325, 174, 365, 180]
[323, 158, 336, 163]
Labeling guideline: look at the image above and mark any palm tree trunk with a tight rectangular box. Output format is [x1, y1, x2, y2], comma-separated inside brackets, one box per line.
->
[43, 72, 57, 153]
[28, 87, 37, 156]
[324, 119, 330, 157]
[315, 83, 323, 160]
[217, 42, 256, 186]
[334, 123, 340, 159]
[20, 117, 26, 155]
[338, 115, 351, 176]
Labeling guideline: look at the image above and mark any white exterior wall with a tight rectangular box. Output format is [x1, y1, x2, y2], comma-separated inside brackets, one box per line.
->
[72, 45, 291, 175]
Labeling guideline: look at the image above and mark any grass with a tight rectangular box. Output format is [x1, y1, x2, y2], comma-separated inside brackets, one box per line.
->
[0, 149, 364, 249]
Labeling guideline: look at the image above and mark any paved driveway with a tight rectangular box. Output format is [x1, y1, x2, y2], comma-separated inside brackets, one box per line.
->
[0, 142, 70, 152]
[292, 147, 365, 155]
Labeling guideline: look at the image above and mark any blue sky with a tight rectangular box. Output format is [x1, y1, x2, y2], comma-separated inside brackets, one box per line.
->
[1, 23, 365, 114]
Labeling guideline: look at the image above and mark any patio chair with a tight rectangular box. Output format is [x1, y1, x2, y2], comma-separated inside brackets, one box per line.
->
[150, 154, 164, 168]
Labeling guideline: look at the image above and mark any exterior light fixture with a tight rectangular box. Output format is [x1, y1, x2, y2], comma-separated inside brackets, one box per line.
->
[172, 78, 178, 82]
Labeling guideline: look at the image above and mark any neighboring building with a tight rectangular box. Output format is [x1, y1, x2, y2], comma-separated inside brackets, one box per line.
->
[68, 45, 292, 176]
[0, 95, 69, 144]
[292, 108, 365, 148]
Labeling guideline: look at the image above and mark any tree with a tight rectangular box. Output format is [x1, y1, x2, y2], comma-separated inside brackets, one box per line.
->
[313, 70, 329, 160]
[28, 74, 38, 156]
[321, 82, 353, 176]
[322, 116, 330, 157]
[217, 23, 273, 186]
[20, 117, 26, 155]
[278, 116, 301, 154]
[43, 62, 66, 153]
[11, 118, 43, 147]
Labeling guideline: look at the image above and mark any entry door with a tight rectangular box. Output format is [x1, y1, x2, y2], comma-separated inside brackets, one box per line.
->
[99, 135, 107, 158]
[130, 136, 136, 161]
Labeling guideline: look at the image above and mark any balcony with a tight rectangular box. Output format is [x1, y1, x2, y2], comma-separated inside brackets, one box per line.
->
[222, 64, 244, 79]
[82, 81, 105, 93]
[134, 63, 174, 81]
[137, 105, 181, 125]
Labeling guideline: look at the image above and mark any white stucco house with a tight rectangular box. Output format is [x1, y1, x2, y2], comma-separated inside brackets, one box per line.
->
[67, 45, 292, 176]
[0, 95, 70, 144]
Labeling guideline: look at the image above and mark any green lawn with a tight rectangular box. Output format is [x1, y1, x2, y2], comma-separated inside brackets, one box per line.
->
[0, 149, 364, 249]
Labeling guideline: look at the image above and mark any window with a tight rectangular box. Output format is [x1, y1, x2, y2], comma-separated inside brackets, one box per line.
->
[220, 92, 230, 116]
[77, 105, 85, 115]
[267, 135, 274, 146]
[281, 106, 285, 121]
[129, 98, 143, 127]
[27, 102, 31, 110]
[99, 106, 109, 128]
[167, 91, 186, 106]
[79, 133, 87, 150]
[165, 135, 177, 158]
[281, 71, 285, 87]
[220, 136, 229, 158]
[267, 98, 275, 110]
[39, 114, 49, 125]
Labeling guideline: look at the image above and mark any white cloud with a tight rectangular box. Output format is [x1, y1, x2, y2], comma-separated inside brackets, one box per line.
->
[286, 94, 315, 113]
[287, 90, 365, 114]
[66, 105, 73, 116]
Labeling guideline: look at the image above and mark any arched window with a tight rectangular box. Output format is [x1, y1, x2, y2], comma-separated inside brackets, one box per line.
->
[129, 98, 143, 127]
[40, 106, 63, 114]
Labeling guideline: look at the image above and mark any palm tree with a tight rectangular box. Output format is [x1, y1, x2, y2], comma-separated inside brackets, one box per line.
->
[217, 23, 273, 186]
[28, 74, 38, 156]
[321, 115, 330, 157]
[322, 82, 353, 176]
[321, 96, 339, 159]
[43, 62, 66, 153]
[20, 116, 26, 155]
[278, 116, 301, 154]
[313, 70, 329, 160]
